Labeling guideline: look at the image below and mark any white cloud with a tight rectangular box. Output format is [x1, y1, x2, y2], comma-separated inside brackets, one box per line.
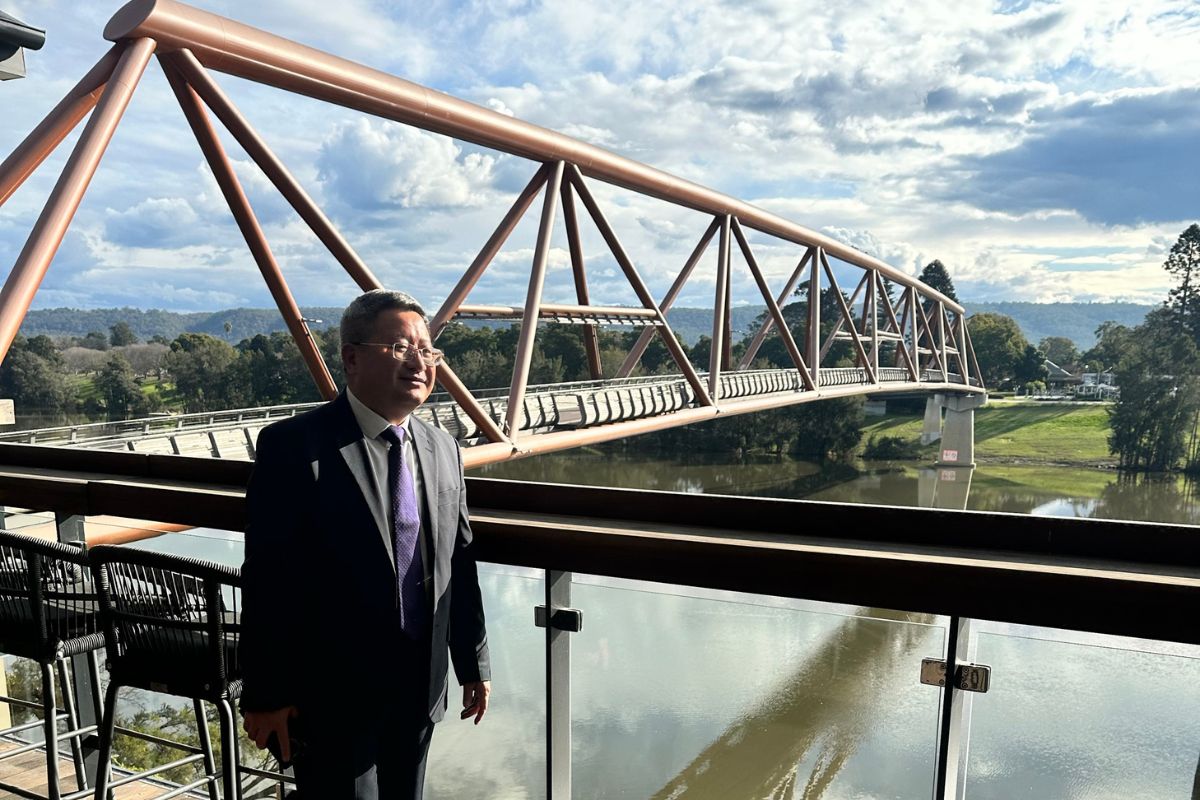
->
[316, 119, 498, 210]
[0, 0, 1196, 315]
[104, 198, 201, 247]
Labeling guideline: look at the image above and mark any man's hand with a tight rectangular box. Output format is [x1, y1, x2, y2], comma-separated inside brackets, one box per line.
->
[243, 706, 299, 762]
[460, 680, 490, 725]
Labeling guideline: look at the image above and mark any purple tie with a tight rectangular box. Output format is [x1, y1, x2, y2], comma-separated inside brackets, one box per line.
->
[381, 425, 426, 639]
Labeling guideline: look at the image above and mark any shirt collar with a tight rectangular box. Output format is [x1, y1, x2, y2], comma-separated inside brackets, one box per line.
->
[346, 388, 410, 442]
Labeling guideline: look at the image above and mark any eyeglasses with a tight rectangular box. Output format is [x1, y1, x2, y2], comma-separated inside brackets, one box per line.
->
[351, 340, 444, 367]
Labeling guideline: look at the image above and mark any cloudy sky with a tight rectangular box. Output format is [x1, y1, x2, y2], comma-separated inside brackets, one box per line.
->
[1, 0, 1197, 315]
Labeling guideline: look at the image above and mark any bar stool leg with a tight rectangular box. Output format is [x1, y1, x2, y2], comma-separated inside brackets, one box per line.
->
[193, 699, 220, 800]
[216, 698, 241, 800]
[40, 661, 62, 800]
[90, 681, 119, 800]
[56, 658, 88, 792]
[86, 653, 102, 730]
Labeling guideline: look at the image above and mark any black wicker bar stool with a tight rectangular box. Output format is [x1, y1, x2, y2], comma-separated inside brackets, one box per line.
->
[88, 545, 242, 800]
[0, 530, 105, 800]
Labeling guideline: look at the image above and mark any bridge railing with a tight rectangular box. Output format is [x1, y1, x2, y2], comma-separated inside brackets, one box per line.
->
[0, 403, 315, 447]
[0, 367, 978, 456]
[0, 445, 1194, 799]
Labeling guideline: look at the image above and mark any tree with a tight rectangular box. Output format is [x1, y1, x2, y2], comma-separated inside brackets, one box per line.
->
[918, 260, 958, 304]
[1082, 321, 1133, 372]
[0, 335, 73, 414]
[967, 313, 1031, 388]
[78, 330, 110, 351]
[1038, 336, 1079, 370]
[1107, 309, 1200, 471]
[1164, 223, 1200, 343]
[109, 321, 138, 347]
[1106, 230, 1200, 472]
[617, 329, 680, 375]
[1014, 343, 1047, 386]
[164, 333, 237, 411]
[119, 342, 169, 377]
[689, 335, 712, 370]
[789, 396, 864, 458]
[536, 325, 589, 383]
[62, 346, 108, 374]
[95, 352, 146, 418]
[748, 289, 854, 370]
[435, 323, 510, 391]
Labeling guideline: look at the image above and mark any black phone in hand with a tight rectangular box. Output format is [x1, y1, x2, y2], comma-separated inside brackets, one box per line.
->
[266, 726, 305, 768]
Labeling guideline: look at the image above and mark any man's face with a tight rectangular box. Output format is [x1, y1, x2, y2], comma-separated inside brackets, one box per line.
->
[343, 309, 436, 422]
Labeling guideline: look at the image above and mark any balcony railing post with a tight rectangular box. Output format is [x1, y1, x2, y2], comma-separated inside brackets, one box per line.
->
[934, 615, 975, 800]
[55, 511, 103, 785]
[545, 569, 573, 798]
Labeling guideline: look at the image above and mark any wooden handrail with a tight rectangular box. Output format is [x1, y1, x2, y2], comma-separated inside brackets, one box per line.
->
[0, 445, 1195, 645]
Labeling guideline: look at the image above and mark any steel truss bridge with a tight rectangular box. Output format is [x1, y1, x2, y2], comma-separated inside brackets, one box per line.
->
[0, 367, 968, 465]
[0, 0, 984, 468]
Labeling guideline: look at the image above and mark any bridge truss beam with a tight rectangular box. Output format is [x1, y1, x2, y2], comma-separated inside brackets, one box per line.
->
[0, 0, 985, 467]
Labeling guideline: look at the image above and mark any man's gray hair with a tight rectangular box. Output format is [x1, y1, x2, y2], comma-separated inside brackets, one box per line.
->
[340, 289, 428, 345]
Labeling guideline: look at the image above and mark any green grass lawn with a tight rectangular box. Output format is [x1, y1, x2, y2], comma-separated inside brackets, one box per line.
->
[139, 378, 186, 411]
[861, 400, 1116, 466]
[69, 375, 98, 402]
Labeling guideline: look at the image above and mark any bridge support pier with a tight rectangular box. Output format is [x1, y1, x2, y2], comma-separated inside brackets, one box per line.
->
[932, 393, 987, 468]
[921, 396, 943, 445]
[918, 466, 975, 510]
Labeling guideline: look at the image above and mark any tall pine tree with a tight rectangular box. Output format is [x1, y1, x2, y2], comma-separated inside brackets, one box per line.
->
[918, 260, 959, 303]
[1164, 223, 1200, 344]
[1108, 224, 1200, 472]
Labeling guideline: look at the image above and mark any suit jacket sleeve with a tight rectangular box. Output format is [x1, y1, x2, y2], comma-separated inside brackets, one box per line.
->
[240, 423, 306, 711]
[448, 437, 491, 684]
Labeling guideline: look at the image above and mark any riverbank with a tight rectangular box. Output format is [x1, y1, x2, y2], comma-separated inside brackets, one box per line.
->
[861, 399, 1116, 467]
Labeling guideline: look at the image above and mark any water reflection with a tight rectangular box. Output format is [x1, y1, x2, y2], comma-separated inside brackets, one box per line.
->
[474, 448, 1200, 525]
[649, 609, 939, 800]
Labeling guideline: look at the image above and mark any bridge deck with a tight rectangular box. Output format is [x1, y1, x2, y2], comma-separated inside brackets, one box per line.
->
[0, 367, 978, 462]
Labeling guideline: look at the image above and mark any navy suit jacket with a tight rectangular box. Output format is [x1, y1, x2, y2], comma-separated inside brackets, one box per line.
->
[240, 392, 490, 723]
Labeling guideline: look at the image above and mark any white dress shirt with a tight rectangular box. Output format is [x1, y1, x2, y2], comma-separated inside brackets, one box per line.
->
[346, 388, 431, 583]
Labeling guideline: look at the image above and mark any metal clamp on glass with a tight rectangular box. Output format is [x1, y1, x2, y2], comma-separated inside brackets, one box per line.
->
[920, 657, 991, 693]
[534, 605, 583, 632]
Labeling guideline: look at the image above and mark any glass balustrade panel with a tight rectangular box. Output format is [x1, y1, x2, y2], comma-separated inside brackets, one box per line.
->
[426, 564, 546, 800]
[570, 575, 947, 800]
[964, 623, 1200, 800]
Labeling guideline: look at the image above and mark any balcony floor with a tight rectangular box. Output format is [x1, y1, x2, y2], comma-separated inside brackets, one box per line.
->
[0, 739, 200, 799]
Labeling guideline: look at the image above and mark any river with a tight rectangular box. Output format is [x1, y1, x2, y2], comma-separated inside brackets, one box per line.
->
[472, 445, 1200, 524]
[59, 445, 1200, 799]
[425, 447, 1200, 800]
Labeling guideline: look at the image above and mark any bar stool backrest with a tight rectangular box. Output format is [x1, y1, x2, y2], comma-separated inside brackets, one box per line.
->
[87, 545, 242, 700]
[0, 530, 101, 661]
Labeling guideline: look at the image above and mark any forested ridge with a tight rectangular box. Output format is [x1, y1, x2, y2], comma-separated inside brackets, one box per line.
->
[17, 302, 1150, 348]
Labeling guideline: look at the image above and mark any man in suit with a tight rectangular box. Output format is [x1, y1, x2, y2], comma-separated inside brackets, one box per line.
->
[240, 289, 491, 799]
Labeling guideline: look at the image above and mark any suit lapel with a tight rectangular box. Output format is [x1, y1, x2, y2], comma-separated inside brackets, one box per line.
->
[330, 394, 395, 570]
[410, 417, 441, 612]
[410, 417, 439, 549]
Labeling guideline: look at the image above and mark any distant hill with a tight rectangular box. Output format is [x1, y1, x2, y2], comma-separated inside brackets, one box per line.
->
[961, 301, 1154, 348]
[18, 301, 1155, 350]
[664, 306, 765, 345]
[667, 302, 1155, 349]
[20, 307, 342, 343]
[18, 305, 763, 347]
